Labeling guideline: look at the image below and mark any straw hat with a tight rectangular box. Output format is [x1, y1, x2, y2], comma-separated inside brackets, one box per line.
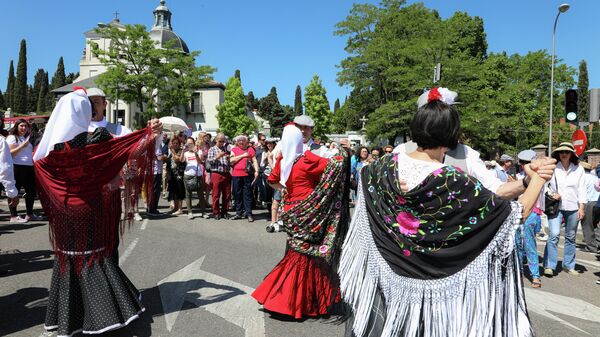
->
[551, 142, 578, 160]
[580, 161, 592, 171]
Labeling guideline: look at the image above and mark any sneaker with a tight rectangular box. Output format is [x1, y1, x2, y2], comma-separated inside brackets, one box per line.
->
[247, 215, 254, 222]
[26, 214, 45, 221]
[134, 213, 143, 221]
[188, 213, 194, 220]
[10, 216, 28, 224]
[543, 268, 554, 277]
[563, 268, 580, 276]
[172, 210, 183, 216]
[596, 279, 600, 285]
[230, 214, 243, 220]
[266, 224, 275, 233]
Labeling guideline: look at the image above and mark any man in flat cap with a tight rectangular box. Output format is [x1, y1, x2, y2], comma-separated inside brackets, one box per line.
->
[495, 154, 514, 183]
[87, 88, 132, 137]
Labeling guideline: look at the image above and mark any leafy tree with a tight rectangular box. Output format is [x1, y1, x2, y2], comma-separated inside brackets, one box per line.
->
[259, 87, 293, 137]
[14, 39, 28, 114]
[234, 69, 241, 81]
[294, 85, 303, 115]
[216, 76, 256, 137]
[245, 91, 259, 112]
[51, 57, 66, 89]
[578, 60, 589, 122]
[5, 61, 14, 110]
[304, 75, 331, 139]
[92, 24, 214, 122]
[0, 90, 5, 110]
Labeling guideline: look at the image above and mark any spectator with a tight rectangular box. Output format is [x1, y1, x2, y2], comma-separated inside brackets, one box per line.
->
[383, 145, 394, 154]
[160, 132, 169, 199]
[207, 133, 231, 220]
[371, 147, 382, 160]
[0, 122, 19, 216]
[258, 138, 275, 218]
[166, 137, 186, 215]
[495, 154, 514, 182]
[7, 119, 41, 222]
[183, 137, 206, 219]
[581, 162, 599, 253]
[230, 135, 259, 222]
[196, 132, 212, 209]
[543, 142, 586, 276]
[148, 135, 168, 217]
[351, 146, 371, 190]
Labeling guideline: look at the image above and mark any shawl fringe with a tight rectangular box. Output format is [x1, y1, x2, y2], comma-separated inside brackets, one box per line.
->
[339, 183, 534, 337]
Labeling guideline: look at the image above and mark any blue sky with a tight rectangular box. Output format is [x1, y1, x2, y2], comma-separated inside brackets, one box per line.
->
[0, 0, 595, 107]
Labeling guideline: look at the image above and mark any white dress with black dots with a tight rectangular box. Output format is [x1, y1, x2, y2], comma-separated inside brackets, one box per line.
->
[44, 128, 145, 337]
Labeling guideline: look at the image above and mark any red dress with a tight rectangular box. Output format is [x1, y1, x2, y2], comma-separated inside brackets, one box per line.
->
[251, 151, 340, 319]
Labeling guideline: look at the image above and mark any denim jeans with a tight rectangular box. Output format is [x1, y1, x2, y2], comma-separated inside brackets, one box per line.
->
[516, 213, 541, 278]
[232, 175, 253, 217]
[543, 209, 579, 270]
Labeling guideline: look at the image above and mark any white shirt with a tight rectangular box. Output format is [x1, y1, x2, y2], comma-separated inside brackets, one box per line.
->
[6, 135, 33, 166]
[183, 150, 203, 177]
[0, 136, 18, 198]
[393, 143, 502, 194]
[305, 138, 334, 158]
[584, 172, 599, 203]
[89, 117, 132, 137]
[548, 162, 586, 211]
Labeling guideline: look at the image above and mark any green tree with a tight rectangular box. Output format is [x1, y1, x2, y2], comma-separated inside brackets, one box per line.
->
[294, 85, 303, 115]
[304, 75, 331, 139]
[5, 61, 14, 110]
[37, 71, 50, 112]
[66, 72, 79, 84]
[14, 39, 28, 114]
[259, 87, 293, 137]
[333, 98, 340, 113]
[29, 68, 46, 113]
[217, 76, 256, 137]
[0, 90, 5, 110]
[51, 57, 66, 89]
[92, 24, 214, 122]
[245, 91, 259, 112]
[234, 69, 241, 81]
[578, 60, 589, 122]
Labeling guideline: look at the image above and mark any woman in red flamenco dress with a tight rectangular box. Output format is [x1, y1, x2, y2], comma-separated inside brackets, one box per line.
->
[251, 124, 349, 319]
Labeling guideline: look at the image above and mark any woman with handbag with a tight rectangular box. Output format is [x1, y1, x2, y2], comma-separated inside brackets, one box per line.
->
[183, 137, 205, 219]
[230, 135, 259, 222]
[543, 142, 586, 277]
[167, 137, 186, 215]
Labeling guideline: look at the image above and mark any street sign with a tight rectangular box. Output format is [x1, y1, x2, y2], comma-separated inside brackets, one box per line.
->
[571, 129, 588, 156]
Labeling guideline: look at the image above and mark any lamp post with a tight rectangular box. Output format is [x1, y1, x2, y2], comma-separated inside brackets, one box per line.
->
[548, 3, 571, 153]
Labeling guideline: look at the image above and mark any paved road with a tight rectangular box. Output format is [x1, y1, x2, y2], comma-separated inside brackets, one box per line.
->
[1, 199, 600, 337]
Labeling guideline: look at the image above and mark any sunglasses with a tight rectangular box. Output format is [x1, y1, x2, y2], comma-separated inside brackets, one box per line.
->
[384, 150, 393, 154]
[558, 151, 572, 155]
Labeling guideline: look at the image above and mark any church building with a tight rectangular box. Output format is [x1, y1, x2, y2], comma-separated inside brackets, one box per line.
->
[52, 0, 225, 133]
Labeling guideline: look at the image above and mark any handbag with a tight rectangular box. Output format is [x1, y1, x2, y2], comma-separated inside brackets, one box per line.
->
[245, 152, 255, 175]
[544, 175, 560, 217]
[184, 175, 198, 191]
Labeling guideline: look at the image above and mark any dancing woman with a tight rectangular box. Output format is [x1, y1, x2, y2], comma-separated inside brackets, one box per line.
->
[34, 89, 161, 336]
[252, 124, 350, 319]
[340, 88, 552, 337]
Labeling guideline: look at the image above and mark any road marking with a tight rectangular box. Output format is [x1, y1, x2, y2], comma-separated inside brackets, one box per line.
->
[525, 288, 600, 335]
[157, 256, 265, 337]
[119, 237, 139, 265]
[535, 249, 600, 270]
[141, 219, 148, 230]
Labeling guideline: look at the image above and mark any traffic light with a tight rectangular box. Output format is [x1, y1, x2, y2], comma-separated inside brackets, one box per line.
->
[565, 89, 578, 124]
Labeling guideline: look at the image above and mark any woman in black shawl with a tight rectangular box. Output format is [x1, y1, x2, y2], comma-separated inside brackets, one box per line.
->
[339, 87, 553, 337]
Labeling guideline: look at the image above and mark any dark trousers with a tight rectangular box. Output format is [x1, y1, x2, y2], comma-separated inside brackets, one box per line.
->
[10, 164, 36, 216]
[232, 175, 253, 217]
[584, 203, 600, 249]
[211, 172, 231, 216]
[148, 173, 162, 213]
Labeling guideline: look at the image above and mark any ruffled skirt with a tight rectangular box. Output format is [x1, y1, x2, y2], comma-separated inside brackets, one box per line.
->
[44, 254, 144, 337]
[252, 249, 340, 319]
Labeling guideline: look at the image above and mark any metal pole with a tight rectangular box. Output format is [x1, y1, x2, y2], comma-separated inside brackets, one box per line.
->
[548, 12, 561, 153]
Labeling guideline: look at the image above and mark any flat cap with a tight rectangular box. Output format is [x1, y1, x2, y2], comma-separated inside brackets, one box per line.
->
[293, 115, 315, 127]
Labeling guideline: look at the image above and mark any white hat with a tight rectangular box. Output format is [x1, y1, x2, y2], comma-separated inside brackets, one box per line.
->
[87, 87, 106, 97]
[517, 149, 537, 162]
[293, 115, 315, 127]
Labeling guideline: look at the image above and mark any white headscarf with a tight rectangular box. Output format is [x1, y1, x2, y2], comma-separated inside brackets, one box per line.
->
[279, 124, 304, 187]
[33, 89, 92, 161]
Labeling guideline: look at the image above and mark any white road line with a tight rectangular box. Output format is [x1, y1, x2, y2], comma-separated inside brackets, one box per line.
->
[119, 238, 139, 265]
[141, 219, 148, 230]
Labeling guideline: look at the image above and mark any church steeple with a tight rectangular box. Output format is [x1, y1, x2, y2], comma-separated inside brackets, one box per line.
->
[152, 0, 172, 31]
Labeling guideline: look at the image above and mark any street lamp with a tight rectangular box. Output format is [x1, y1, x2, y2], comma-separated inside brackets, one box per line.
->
[548, 3, 570, 153]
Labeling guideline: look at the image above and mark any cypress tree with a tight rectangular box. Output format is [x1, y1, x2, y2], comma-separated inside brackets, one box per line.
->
[245, 91, 259, 112]
[51, 57, 67, 89]
[294, 85, 303, 115]
[37, 71, 50, 112]
[66, 72, 78, 84]
[27, 85, 36, 113]
[5, 61, 14, 110]
[259, 87, 292, 137]
[31, 68, 46, 112]
[578, 60, 589, 122]
[234, 69, 241, 82]
[14, 39, 28, 114]
[0, 90, 5, 110]
[334, 98, 340, 113]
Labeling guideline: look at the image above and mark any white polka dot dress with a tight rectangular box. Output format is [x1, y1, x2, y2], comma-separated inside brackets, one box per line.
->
[44, 129, 145, 336]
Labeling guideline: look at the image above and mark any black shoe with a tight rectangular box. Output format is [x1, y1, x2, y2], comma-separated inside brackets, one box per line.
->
[214, 214, 221, 220]
[221, 213, 230, 220]
[230, 214, 243, 220]
[266, 224, 274, 233]
[248, 215, 254, 222]
[582, 246, 599, 253]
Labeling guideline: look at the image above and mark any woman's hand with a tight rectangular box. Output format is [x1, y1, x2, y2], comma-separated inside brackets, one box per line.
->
[148, 119, 163, 135]
[551, 193, 561, 200]
[578, 207, 585, 220]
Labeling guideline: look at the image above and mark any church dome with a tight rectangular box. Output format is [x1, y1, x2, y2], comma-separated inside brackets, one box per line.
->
[149, 0, 189, 54]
